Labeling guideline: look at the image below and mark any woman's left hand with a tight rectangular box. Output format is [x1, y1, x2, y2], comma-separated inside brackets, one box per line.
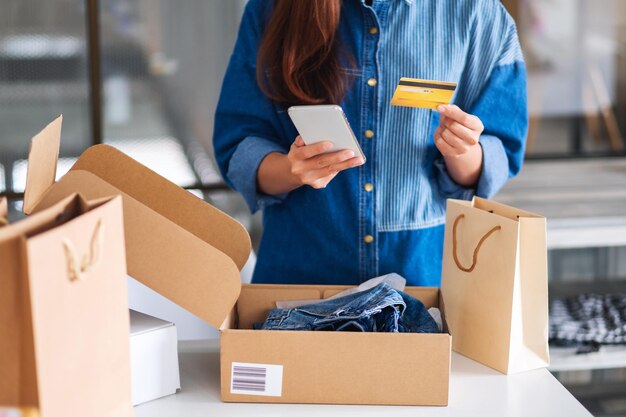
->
[434, 105, 484, 158]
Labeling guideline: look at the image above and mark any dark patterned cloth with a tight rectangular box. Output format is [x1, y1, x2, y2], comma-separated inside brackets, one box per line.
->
[550, 294, 626, 345]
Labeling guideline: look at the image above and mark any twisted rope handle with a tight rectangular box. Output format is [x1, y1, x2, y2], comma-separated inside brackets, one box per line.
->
[62, 219, 104, 282]
[452, 214, 501, 273]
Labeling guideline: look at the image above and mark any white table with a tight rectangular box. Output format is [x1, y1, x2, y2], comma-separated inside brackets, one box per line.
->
[135, 339, 592, 417]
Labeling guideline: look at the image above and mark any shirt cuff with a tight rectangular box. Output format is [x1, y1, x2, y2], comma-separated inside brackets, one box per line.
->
[475, 134, 509, 199]
[433, 158, 475, 201]
[434, 134, 509, 201]
[226, 135, 289, 213]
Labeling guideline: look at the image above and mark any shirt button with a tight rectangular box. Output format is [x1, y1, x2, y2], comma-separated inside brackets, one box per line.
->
[364, 183, 374, 192]
[369, 27, 378, 35]
[367, 78, 377, 87]
[364, 235, 374, 244]
[364, 129, 375, 139]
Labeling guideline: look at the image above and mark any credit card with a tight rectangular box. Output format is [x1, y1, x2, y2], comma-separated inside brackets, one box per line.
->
[390, 78, 457, 109]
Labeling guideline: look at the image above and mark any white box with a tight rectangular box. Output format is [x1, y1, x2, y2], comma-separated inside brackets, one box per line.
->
[129, 310, 181, 406]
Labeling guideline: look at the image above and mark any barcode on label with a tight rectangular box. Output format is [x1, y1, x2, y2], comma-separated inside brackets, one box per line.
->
[230, 362, 283, 397]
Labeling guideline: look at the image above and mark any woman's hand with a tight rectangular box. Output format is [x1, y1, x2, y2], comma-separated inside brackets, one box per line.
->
[288, 136, 364, 189]
[434, 105, 483, 157]
[257, 136, 364, 196]
[434, 104, 484, 186]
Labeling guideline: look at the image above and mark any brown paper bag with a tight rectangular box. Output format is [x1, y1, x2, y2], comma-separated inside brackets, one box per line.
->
[0, 193, 132, 417]
[441, 197, 549, 374]
[0, 197, 7, 227]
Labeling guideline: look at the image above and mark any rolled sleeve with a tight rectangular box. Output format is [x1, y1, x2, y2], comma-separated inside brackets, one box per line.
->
[434, 134, 509, 201]
[475, 134, 509, 198]
[227, 135, 289, 213]
[433, 158, 475, 201]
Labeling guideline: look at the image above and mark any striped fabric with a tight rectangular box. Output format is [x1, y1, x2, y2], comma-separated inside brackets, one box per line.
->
[375, 0, 524, 231]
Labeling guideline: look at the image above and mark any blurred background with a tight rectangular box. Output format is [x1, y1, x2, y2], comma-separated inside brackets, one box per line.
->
[1, 1, 625, 415]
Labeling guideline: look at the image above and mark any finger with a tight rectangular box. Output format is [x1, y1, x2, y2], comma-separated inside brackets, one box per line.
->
[438, 113, 447, 128]
[328, 156, 365, 173]
[293, 141, 334, 160]
[309, 173, 337, 189]
[300, 155, 364, 183]
[434, 133, 460, 158]
[294, 149, 354, 174]
[309, 149, 355, 169]
[440, 128, 470, 154]
[293, 136, 305, 147]
[438, 105, 483, 131]
[301, 169, 337, 186]
[441, 120, 479, 145]
[433, 125, 443, 139]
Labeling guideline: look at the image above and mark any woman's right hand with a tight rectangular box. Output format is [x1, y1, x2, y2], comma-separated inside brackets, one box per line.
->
[287, 136, 365, 189]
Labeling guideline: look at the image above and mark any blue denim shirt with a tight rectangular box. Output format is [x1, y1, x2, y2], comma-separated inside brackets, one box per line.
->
[213, 0, 528, 286]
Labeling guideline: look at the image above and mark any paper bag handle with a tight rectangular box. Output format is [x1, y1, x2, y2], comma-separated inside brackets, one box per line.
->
[452, 214, 501, 273]
[62, 219, 104, 281]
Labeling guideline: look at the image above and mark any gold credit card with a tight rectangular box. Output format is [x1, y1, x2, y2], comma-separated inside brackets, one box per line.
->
[390, 77, 457, 109]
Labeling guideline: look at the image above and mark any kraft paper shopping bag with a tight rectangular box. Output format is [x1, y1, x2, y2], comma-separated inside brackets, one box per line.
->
[0, 193, 132, 417]
[441, 197, 549, 374]
[0, 197, 7, 227]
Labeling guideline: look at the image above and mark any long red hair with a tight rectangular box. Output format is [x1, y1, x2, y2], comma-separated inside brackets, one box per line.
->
[256, 0, 351, 106]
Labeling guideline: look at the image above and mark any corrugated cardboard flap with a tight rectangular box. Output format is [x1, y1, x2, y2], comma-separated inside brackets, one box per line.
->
[71, 144, 250, 270]
[23, 115, 62, 215]
[24, 120, 249, 328]
[37, 169, 243, 328]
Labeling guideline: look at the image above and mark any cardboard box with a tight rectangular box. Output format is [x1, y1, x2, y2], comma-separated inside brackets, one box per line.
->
[24, 117, 454, 406]
[129, 310, 181, 406]
[220, 284, 450, 405]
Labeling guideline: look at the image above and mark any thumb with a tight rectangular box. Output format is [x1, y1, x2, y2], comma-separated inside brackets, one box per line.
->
[294, 136, 305, 147]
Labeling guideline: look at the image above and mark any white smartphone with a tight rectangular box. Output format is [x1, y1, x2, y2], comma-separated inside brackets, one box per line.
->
[287, 105, 366, 161]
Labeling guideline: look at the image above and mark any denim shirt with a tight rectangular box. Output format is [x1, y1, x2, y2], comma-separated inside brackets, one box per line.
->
[213, 0, 528, 286]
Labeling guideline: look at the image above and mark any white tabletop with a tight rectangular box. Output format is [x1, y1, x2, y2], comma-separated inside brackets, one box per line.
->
[135, 339, 592, 417]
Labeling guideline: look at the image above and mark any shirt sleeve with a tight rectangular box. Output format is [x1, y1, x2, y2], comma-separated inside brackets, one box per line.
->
[213, 0, 290, 213]
[435, 4, 528, 200]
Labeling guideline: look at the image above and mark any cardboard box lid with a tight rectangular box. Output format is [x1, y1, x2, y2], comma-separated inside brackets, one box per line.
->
[24, 118, 249, 270]
[23, 116, 62, 215]
[23, 117, 250, 328]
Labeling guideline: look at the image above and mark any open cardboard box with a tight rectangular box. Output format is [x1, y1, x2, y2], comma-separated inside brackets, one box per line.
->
[24, 116, 245, 331]
[24, 117, 452, 406]
[221, 285, 450, 405]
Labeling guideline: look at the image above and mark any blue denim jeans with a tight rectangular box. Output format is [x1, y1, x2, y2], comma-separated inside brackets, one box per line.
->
[258, 283, 439, 333]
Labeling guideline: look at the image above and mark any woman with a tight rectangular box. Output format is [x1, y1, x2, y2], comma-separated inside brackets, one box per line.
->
[213, 0, 527, 286]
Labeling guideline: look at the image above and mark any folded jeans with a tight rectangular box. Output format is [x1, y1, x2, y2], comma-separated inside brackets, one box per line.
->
[258, 282, 439, 333]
